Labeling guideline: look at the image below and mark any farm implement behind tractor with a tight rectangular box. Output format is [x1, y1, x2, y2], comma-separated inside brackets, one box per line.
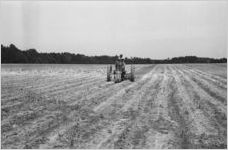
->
[107, 65, 135, 83]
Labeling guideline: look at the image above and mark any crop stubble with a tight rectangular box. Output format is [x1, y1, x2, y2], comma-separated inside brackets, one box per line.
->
[1, 64, 227, 149]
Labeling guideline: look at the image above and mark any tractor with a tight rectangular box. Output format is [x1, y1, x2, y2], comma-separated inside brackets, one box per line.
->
[106, 63, 135, 83]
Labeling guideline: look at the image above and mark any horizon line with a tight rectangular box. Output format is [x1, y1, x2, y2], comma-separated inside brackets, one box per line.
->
[1, 43, 227, 60]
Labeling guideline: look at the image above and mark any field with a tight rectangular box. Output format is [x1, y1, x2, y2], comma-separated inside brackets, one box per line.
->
[1, 64, 227, 149]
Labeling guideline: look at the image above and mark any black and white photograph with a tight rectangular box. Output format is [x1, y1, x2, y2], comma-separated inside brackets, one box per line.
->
[1, 0, 227, 149]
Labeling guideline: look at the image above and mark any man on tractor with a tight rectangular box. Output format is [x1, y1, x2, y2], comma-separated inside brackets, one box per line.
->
[115, 54, 126, 81]
[107, 54, 134, 83]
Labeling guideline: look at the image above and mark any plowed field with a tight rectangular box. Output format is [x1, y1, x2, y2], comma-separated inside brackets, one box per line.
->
[1, 64, 227, 149]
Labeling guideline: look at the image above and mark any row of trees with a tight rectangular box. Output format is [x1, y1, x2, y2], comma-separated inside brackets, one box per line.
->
[1, 44, 227, 64]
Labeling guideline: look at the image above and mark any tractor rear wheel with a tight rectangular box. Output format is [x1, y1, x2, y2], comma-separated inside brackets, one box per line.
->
[107, 66, 112, 81]
[130, 65, 135, 82]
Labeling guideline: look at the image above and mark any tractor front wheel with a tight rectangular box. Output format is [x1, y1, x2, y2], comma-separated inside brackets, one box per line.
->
[114, 71, 121, 83]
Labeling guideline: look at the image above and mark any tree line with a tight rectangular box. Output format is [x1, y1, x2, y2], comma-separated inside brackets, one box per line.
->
[1, 44, 227, 64]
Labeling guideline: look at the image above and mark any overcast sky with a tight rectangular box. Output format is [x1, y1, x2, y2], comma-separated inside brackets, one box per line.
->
[1, 1, 227, 59]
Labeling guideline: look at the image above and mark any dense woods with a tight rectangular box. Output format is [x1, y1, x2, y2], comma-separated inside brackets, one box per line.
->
[1, 44, 227, 64]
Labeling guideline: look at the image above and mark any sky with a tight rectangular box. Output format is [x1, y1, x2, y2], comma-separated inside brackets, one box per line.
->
[1, 1, 227, 59]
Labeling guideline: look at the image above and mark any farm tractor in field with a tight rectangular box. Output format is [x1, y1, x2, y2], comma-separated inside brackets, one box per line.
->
[107, 55, 135, 83]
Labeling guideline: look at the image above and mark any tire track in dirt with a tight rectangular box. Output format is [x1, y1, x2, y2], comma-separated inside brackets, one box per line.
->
[93, 65, 159, 113]
[2, 65, 151, 107]
[180, 66, 226, 104]
[90, 65, 182, 149]
[87, 65, 165, 149]
[170, 65, 220, 148]
[1, 65, 153, 126]
[37, 65, 158, 149]
[67, 81, 130, 107]
[2, 64, 226, 149]
[170, 65, 226, 115]
[50, 65, 156, 106]
[1, 75, 60, 91]
[1, 95, 70, 148]
[185, 65, 227, 84]
[1, 72, 99, 101]
[1, 75, 52, 86]
[1, 77, 107, 140]
[1, 65, 145, 102]
[28, 75, 93, 91]
[104, 65, 186, 149]
[22, 75, 100, 100]
[141, 65, 181, 149]
[39, 78, 103, 100]
[182, 65, 226, 90]
[7, 65, 171, 148]
[1, 76, 102, 112]
[1, 75, 63, 102]
[84, 65, 156, 105]
[173, 65, 227, 148]
[167, 71, 189, 148]
[175, 66, 227, 144]
[184, 64, 227, 79]
[1, 79, 112, 138]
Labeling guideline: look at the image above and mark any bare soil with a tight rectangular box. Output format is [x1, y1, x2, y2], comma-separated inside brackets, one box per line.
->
[1, 64, 227, 149]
